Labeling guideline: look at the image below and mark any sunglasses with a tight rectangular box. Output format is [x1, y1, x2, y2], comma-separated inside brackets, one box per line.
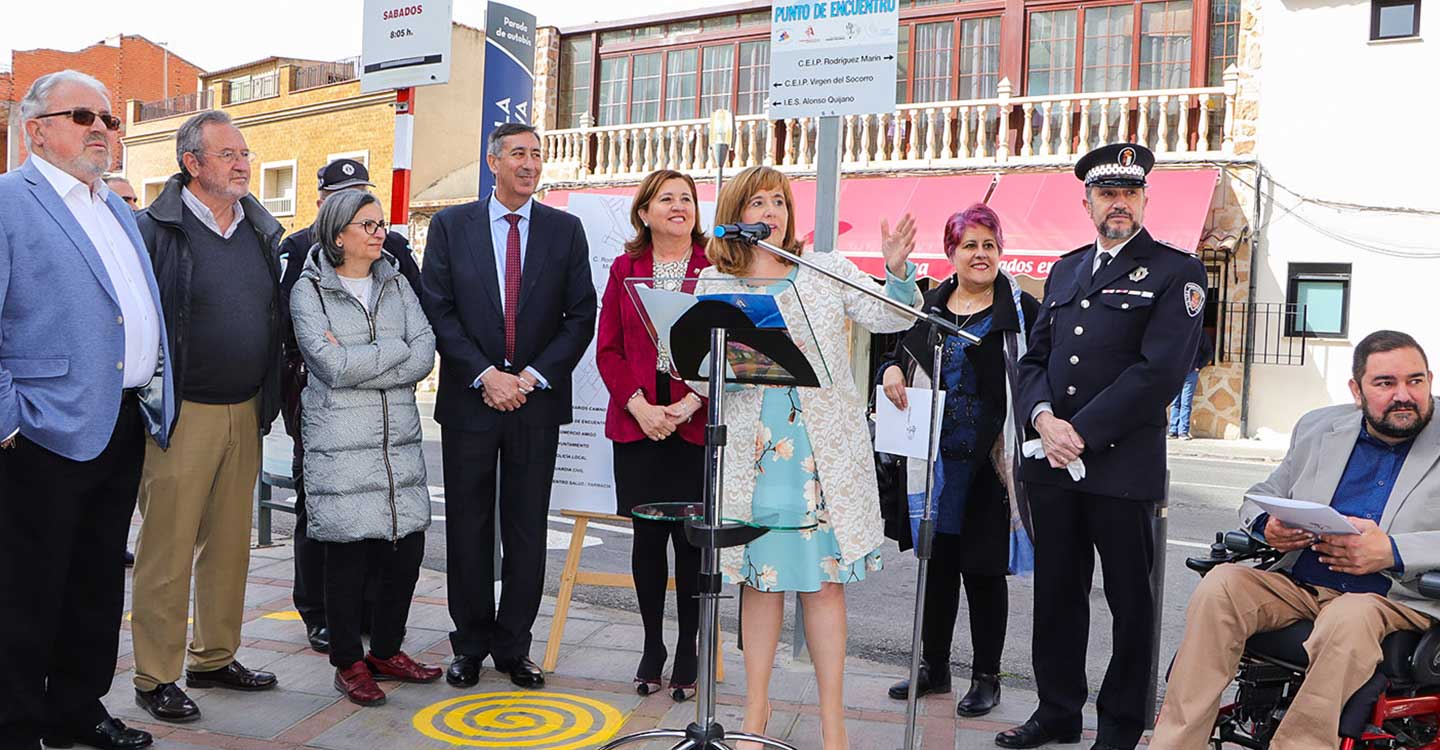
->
[36, 109, 122, 131]
[120, 196, 139, 205]
[347, 219, 389, 236]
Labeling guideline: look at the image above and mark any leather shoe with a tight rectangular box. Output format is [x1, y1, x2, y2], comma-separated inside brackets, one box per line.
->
[306, 625, 331, 653]
[446, 655, 482, 687]
[43, 717, 153, 749]
[335, 661, 387, 706]
[957, 673, 1001, 717]
[995, 718, 1081, 749]
[185, 660, 277, 691]
[497, 656, 545, 689]
[134, 683, 200, 723]
[367, 651, 442, 683]
[888, 661, 951, 700]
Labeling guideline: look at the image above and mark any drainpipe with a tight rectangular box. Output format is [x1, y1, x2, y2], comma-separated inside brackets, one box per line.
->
[1239, 163, 1263, 438]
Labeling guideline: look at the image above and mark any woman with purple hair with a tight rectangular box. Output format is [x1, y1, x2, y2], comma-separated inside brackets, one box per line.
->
[877, 203, 1039, 717]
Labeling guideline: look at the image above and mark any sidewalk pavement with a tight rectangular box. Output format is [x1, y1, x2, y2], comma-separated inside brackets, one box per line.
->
[1167, 435, 1287, 464]
[110, 524, 1117, 750]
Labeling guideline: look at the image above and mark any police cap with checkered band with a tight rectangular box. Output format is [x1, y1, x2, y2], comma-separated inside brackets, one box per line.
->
[1074, 142, 1155, 188]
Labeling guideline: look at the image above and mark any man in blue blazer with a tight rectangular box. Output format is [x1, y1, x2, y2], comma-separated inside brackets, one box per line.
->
[0, 71, 174, 750]
[420, 122, 597, 690]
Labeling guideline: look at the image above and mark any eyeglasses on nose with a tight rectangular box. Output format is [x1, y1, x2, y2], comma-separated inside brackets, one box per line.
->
[198, 149, 259, 164]
[36, 109, 122, 131]
[346, 219, 389, 236]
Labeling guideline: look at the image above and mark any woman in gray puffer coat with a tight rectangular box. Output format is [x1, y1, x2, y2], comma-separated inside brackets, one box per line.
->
[289, 190, 441, 705]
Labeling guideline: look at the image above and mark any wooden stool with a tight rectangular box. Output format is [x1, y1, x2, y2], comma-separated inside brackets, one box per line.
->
[543, 509, 723, 681]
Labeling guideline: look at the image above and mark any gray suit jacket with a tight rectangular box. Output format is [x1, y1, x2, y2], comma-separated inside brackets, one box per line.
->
[1240, 398, 1440, 620]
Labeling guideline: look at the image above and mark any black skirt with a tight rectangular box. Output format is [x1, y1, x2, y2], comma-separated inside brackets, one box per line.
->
[612, 371, 706, 517]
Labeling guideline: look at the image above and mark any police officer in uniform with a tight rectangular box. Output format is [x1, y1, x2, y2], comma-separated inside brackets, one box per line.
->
[996, 143, 1208, 750]
[276, 158, 422, 653]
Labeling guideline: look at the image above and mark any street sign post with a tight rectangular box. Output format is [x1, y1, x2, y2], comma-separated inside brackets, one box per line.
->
[767, 0, 899, 119]
[360, 0, 454, 234]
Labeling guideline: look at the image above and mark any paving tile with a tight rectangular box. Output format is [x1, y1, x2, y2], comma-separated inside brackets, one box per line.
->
[789, 712, 909, 750]
[102, 670, 335, 740]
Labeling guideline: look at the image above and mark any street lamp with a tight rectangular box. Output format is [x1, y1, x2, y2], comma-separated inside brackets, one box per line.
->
[709, 108, 734, 197]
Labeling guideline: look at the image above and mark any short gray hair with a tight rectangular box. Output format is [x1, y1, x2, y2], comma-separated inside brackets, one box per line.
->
[176, 110, 234, 185]
[18, 70, 111, 151]
[315, 190, 382, 268]
[487, 122, 540, 158]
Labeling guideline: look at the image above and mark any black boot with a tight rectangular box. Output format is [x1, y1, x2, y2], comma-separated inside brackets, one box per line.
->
[887, 660, 951, 700]
[956, 672, 1000, 717]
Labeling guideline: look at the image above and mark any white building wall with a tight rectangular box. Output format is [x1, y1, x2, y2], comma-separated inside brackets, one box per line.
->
[1248, 0, 1440, 434]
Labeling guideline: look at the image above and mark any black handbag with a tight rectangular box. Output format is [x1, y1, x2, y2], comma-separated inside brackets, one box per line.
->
[870, 419, 911, 547]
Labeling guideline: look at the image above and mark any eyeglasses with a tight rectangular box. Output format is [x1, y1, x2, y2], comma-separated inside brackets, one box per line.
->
[36, 109, 122, 131]
[199, 149, 259, 164]
[347, 219, 389, 236]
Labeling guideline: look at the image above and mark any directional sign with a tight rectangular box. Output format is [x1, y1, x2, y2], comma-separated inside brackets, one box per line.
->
[767, 0, 899, 119]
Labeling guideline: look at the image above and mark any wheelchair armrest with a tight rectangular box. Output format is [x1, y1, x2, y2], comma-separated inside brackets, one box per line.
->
[1417, 571, 1440, 600]
[1223, 529, 1266, 555]
[1185, 530, 1281, 577]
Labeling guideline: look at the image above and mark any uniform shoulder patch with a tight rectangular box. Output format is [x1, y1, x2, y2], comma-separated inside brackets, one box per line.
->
[1183, 282, 1205, 318]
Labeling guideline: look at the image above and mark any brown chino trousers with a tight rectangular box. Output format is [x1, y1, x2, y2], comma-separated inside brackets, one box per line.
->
[131, 399, 261, 691]
[1151, 563, 1432, 750]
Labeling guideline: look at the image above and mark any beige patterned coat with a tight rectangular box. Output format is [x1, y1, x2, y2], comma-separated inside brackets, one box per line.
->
[693, 252, 921, 573]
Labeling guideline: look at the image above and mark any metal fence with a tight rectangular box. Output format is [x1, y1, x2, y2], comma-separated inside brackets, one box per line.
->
[1219, 301, 1310, 366]
[293, 57, 360, 91]
[137, 90, 213, 122]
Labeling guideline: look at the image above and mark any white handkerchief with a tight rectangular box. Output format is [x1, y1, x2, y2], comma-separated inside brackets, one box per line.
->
[1022, 438, 1087, 481]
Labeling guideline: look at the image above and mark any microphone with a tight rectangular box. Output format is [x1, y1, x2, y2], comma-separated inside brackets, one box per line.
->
[712, 222, 772, 241]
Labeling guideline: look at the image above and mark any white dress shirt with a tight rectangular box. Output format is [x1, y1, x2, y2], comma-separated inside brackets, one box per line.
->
[181, 186, 246, 238]
[473, 193, 548, 390]
[1032, 231, 1142, 427]
[30, 154, 162, 391]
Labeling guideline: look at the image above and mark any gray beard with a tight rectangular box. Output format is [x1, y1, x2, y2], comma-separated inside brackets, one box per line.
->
[1099, 218, 1138, 241]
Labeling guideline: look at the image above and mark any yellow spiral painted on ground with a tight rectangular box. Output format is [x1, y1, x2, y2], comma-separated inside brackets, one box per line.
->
[411, 691, 626, 749]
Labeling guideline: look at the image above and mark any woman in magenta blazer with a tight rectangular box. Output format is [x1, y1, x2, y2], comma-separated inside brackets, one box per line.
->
[596, 169, 710, 701]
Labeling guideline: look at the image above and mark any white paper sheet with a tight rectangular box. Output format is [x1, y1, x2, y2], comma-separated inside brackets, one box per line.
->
[874, 386, 946, 460]
[1245, 495, 1361, 536]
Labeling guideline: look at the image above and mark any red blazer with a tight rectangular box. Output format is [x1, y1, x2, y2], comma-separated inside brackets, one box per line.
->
[596, 243, 710, 445]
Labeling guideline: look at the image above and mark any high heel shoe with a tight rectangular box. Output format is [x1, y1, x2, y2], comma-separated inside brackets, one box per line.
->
[736, 702, 773, 750]
[668, 680, 695, 702]
[633, 676, 663, 696]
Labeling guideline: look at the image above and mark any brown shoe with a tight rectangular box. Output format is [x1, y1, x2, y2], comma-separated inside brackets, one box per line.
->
[366, 651, 442, 683]
[334, 661, 386, 706]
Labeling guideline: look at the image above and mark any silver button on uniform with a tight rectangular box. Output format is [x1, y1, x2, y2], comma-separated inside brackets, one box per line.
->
[117, 316, 124, 325]
[1081, 300, 1091, 309]
[1074, 326, 1084, 335]
[1121, 303, 1130, 310]
[1066, 385, 1077, 396]
[116, 362, 124, 370]
[1070, 355, 1080, 365]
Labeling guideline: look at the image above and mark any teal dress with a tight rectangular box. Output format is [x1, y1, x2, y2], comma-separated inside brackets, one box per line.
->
[734, 271, 885, 593]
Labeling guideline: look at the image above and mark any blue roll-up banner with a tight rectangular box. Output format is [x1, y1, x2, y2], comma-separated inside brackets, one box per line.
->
[479, 1, 536, 199]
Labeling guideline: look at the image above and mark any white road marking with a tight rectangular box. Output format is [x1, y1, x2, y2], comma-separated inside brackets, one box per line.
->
[1172, 481, 1250, 492]
[1168, 539, 1213, 550]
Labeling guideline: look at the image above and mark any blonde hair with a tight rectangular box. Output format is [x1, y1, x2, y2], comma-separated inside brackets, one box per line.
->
[624, 170, 706, 256]
[705, 166, 802, 275]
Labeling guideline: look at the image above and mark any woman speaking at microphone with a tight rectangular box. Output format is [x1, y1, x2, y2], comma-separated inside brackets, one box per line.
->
[700, 165, 921, 750]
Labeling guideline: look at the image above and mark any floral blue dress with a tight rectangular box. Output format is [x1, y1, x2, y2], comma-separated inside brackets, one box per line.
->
[731, 273, 886, 593]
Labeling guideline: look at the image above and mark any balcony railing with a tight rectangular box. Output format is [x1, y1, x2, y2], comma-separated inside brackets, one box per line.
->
[293, 57, 361, 91]
[137, 91, 213, 122]
[229, 73, 279, 104]
[544, 69, 1241, 184]
[262, 195, 295, 216]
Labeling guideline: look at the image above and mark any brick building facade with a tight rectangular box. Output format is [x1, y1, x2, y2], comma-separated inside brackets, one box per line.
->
[4, 34, 204, 172]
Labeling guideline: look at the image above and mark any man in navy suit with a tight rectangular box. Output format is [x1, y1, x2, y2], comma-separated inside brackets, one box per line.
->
[420, 122, 596, 690]
[0, 70, 174, 750]
[998, 143, 1208, 750]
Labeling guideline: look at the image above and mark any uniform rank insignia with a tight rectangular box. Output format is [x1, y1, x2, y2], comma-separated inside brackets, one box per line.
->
[1129, 266, 1148, 282]
[1184, 282, 1206, 317]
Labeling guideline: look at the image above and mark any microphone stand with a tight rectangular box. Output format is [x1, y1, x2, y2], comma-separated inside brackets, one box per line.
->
[731, 231, 976, 750]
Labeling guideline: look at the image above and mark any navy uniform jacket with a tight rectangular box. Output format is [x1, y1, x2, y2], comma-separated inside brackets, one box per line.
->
[1017, 227, 1207, 499]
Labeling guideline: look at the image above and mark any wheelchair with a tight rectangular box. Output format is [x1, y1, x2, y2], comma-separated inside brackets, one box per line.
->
[1182, 531, 1440, 750]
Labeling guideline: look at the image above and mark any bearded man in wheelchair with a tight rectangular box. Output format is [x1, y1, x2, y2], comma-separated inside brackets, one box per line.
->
[1152, 330, 1440, 750]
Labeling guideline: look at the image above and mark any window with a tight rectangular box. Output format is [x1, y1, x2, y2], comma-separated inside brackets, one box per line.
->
[1285, 263, 1351, 338]
[958, 17, 1002, 99]
[701, 45, 735, 117]
[559, 37, 592, 128]
[1028, 10, 1078, 95]
[143, 178, 166, 209]
[665, 49, 699, 121]
[1372, 0, 1421, 39]
[629, 52, 663, 123]
[327, 150, 369, 168]
[597, 57, 629, 126]
[913, 22, 955, 102]
[896, 29, 911, 103]
[1140, 0, 1193, 89]
[260, 160, 297, 217]
[1082, 5, 1134, 92]
[1208, 0, 1240, 84]
[736, 41, 770, 116]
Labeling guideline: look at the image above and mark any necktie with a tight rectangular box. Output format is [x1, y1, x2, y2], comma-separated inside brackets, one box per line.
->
[503, 213, 522, 363]
[1093, 251, 1112, 280]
